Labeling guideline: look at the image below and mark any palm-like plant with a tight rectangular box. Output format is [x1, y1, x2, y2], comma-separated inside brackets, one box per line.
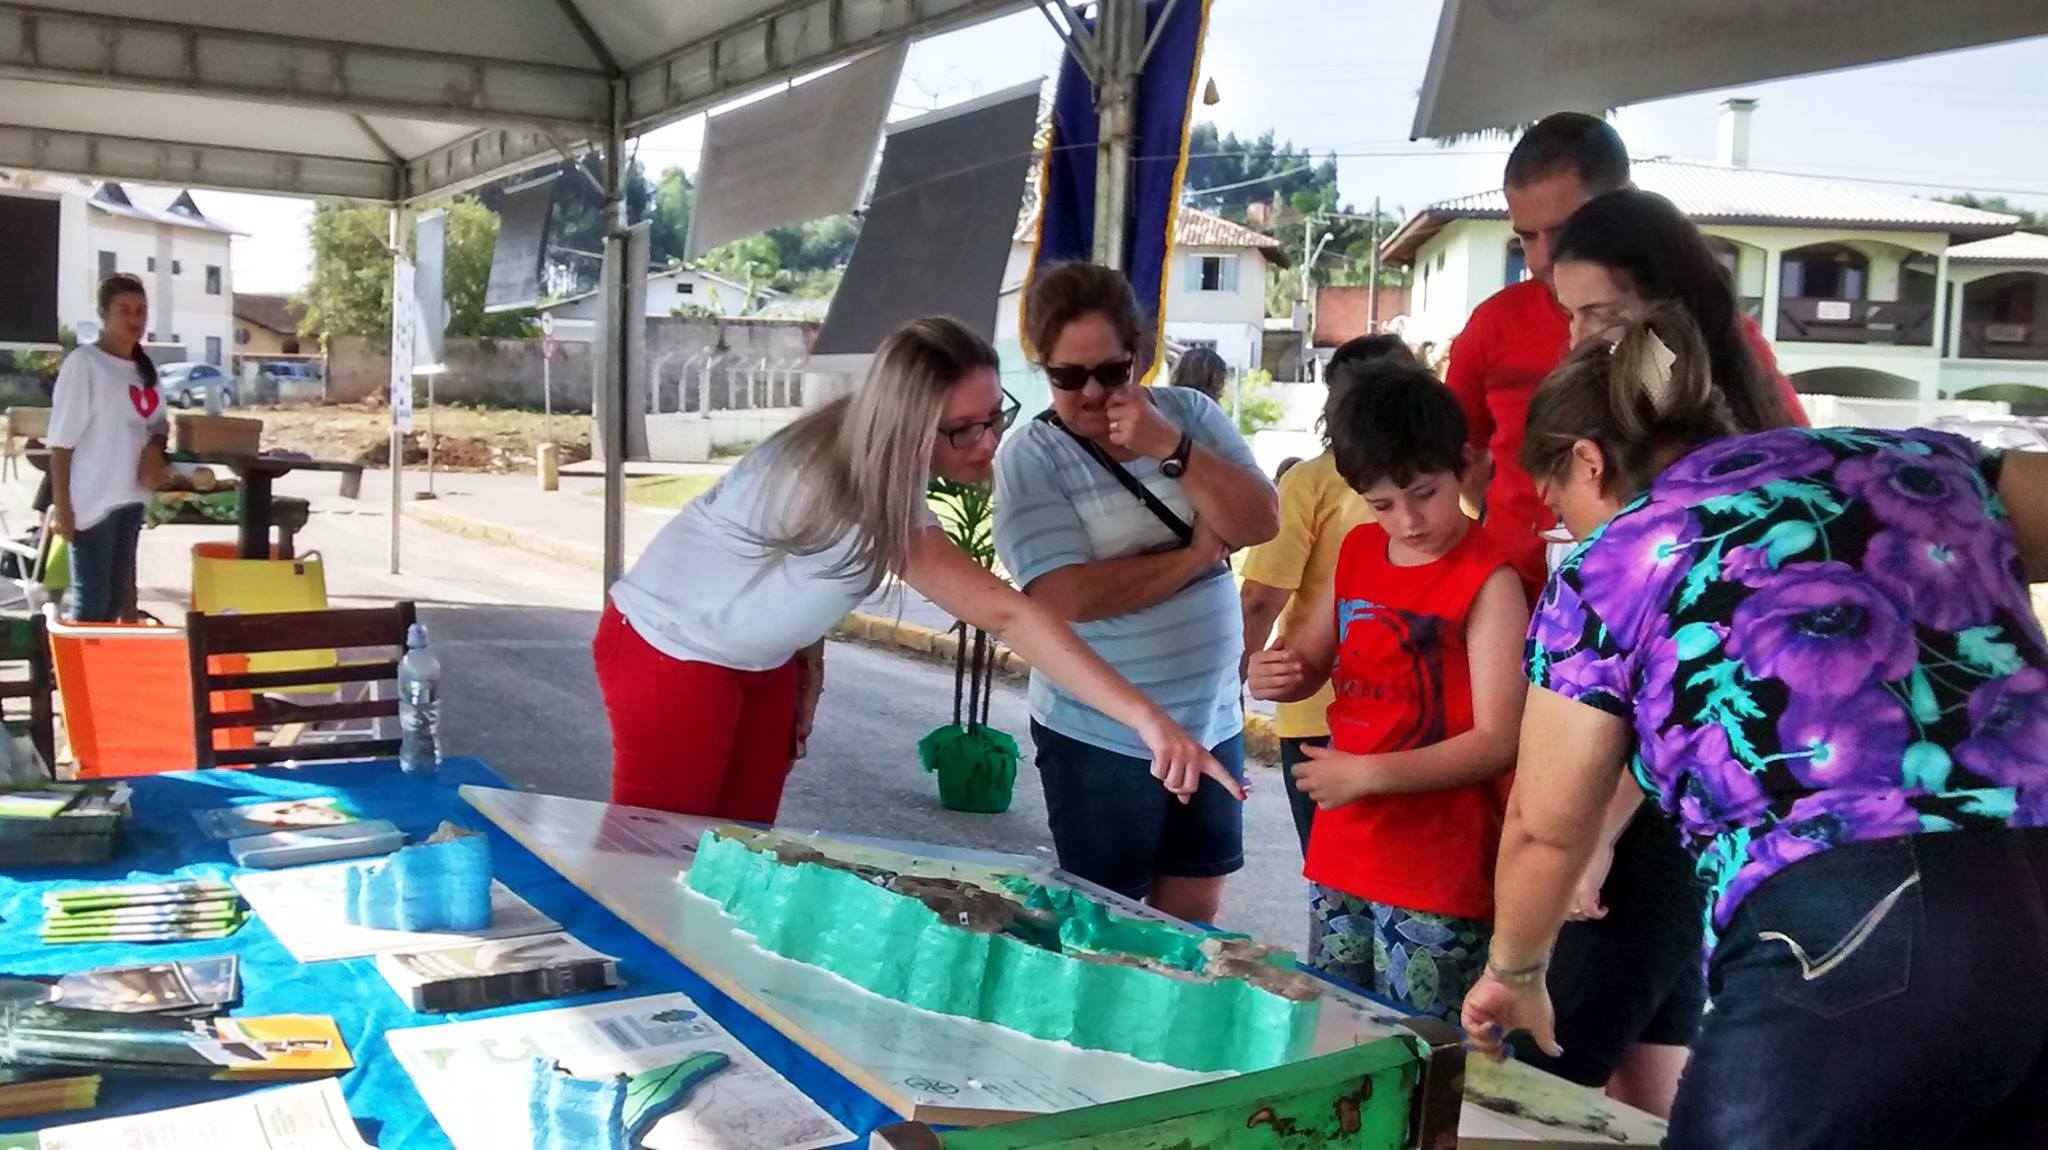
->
[919, 477, 1016, 812]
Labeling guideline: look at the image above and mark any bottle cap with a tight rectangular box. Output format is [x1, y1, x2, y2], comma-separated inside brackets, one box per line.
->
[407, 623, 428, 648]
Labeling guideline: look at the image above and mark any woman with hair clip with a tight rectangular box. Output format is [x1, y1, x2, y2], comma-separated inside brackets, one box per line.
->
[1464, 308, 2048, 1148]
[48, 273, 170, 623]
[1512, 187, 1809, 1117]
[594, 314, 1236, 823]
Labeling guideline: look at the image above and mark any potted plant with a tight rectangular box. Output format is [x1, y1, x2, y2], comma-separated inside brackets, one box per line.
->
[916, 477, 1017, 813]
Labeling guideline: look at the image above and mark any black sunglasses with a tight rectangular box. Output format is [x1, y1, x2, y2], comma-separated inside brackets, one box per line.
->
[939, 390, 1021, 450]
[1045, 358, 1135, 392]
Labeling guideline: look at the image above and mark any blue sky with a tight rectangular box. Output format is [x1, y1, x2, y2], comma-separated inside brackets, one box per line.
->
[206, 2, 2048, 293]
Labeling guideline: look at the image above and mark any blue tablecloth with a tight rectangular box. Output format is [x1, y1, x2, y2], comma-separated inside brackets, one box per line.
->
[0, 758, 895, 1147]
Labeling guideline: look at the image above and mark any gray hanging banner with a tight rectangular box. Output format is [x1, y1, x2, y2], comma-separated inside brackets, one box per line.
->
[813, 83, 1040, 357]
[413, 209, 448, 370]
[0, 191, 62, 348]
[486, 172, 557, 312]
[686, 43, 906, 260]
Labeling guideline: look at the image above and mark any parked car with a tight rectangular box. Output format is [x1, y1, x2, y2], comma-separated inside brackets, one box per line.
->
[159, 362, 237, 409]
[260, 361, 324, 405]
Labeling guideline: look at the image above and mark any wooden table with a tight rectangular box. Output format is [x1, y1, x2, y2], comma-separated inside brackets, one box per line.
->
[25, 449, 363, 560]
[166, 453, 363, 559]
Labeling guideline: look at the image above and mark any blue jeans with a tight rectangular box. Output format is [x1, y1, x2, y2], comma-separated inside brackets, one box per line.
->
[1031, 720, 1244, 900]
[66, 502, 144, 623]
[1278, 736, 1323, 857]
[1668, 827, 2048, 1148]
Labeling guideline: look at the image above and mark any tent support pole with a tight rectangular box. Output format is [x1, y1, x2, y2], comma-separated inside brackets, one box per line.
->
[1092, 0, 1143, 271]
[601, 78, 630, 590]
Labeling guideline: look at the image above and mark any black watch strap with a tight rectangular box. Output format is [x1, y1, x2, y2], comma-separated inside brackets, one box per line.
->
[1161, 432, 1194, 478]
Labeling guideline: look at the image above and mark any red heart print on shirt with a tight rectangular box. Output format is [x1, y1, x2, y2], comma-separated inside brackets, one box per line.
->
[129, 385, 160, 420]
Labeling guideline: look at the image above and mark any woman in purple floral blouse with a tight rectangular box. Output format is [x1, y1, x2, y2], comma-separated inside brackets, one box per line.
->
[1462, 308, 2048, 1148]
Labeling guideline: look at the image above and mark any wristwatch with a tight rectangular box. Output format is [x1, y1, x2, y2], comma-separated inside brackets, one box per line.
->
[1160, 432, 1193, 478]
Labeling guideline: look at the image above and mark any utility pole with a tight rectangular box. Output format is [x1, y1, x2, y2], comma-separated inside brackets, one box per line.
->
[1301, 218, 1332, 383]
[1367, 195, 1382, 332]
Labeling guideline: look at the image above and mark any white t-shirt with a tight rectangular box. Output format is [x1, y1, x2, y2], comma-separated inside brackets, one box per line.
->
[46, 345, 169, 531]
[609, 446, 935, 671]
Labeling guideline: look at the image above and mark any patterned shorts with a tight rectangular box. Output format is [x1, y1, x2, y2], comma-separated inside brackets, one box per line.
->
[1308, 885, 1490, 1019]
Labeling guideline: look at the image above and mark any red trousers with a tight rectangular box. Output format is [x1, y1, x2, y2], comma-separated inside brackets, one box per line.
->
[593, 603, 799, 822]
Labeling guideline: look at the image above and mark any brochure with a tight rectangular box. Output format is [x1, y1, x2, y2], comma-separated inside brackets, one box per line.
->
[192, 796, 360, 841]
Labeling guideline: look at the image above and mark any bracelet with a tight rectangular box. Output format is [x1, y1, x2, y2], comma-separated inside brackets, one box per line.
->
[1484, 955, 1549, 986]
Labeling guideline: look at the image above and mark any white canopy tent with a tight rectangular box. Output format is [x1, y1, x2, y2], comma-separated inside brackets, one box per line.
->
[1414, 0, 2048, 139]
[0, 0, 1029, 583]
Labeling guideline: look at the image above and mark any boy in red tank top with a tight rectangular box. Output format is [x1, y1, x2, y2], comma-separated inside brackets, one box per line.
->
[1249, 364, 1529, 1018]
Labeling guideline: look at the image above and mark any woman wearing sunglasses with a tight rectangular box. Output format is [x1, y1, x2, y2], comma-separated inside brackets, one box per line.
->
[994, 263, 1279, 924]
[595, 315, 1235, 823]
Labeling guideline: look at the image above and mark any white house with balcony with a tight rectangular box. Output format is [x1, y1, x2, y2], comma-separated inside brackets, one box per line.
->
[995, 206, 1289, 413]
[1379, 100, 2036, 408]
[0, 173, 238, 366]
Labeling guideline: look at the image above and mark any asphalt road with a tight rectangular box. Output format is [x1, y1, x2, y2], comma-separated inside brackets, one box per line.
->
[66, 467, 1312, 953]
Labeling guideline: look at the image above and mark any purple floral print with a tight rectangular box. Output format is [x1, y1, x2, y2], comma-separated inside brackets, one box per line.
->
[1864, 529, 2004, 632]
[1727, 562, 1916, 699]
[1955, 667, 2048, 787]
[1776, 687, 1910, 790]
[1577, 501, 1698, 645]
[1529, 427, 2046, 958]
[1836, 448, 1990, 543]
[1659, 435, 1835, 501]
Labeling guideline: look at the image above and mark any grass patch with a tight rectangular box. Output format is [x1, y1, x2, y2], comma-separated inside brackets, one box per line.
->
[586, 473, 721, 510]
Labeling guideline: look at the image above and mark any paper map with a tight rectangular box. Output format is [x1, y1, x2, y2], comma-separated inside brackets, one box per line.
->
[231, 861, 558, 962]
[386, 993, 851, 1150]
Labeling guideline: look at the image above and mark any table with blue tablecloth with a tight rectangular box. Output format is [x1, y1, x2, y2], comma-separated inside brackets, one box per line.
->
[0, 757, 896, 1146]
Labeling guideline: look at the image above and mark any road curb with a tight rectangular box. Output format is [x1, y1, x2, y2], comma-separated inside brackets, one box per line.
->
[402, 500, 1280, 759]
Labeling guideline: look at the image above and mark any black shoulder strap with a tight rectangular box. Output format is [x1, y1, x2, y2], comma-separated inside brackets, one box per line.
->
[1036, 409, 1194, 544]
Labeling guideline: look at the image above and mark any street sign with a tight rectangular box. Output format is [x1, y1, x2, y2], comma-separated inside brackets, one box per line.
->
[539, 311, 555, 337]
[390, 257, 416, 433]
[541, 334, 557, 360]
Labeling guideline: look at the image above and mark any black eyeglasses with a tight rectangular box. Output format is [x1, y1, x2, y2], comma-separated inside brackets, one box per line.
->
[1045, 358, 1135, 392]
[939, 390, 1021, 450]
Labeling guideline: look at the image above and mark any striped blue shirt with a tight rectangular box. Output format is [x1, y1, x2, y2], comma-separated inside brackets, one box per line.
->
[993, 387, 1263, 758]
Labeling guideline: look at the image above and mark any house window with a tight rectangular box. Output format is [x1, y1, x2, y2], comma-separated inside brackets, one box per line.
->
[146, 331, 156, 341]
[1505, 239, 1528, 285]
[1190, 254, 1239, 293]
[147, 257, 157, 272]
[676, 282, 695, 296]
[172, 260, 183, 275]
[1781, 243, 1868, 300]
[98, 251, 116, 277]
[205, 336, 223, 366]
[205, 266, 222, 295]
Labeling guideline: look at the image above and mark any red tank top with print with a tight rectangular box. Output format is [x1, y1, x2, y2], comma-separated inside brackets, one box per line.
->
[1304, 520, 1512, 920]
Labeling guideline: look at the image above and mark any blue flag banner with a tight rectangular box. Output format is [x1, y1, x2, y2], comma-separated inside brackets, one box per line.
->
[1022, 0, 1211, 382]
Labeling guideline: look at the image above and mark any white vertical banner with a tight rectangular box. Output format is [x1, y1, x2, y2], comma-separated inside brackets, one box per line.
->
[390, 256, 416, 433]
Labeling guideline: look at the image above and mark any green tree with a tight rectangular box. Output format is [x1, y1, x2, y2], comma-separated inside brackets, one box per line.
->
[649, 166, 693, 268]
[699, 233, 782, 311]
[1224, 368, 1284, 438]
[300, 198, 535, 343]
[1939, 193, 2043, 229]
[300, 203, 396, 342]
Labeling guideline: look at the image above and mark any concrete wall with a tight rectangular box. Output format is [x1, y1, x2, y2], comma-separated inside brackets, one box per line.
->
[329, 317, 816, 418]
[331, 334, 599, 408]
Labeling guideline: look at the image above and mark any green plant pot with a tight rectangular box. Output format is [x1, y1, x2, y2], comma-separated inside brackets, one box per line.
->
[918, 725, 1018, 814]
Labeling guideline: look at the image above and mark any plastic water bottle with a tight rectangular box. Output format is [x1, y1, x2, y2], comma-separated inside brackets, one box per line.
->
[398, 623, 442, 775]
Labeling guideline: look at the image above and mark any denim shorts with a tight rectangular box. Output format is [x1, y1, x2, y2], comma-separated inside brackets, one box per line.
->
[1030, 720, 1244, 900]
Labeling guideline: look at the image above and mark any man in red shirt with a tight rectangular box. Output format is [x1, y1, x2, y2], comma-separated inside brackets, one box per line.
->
[1445, 113, 1629, 594]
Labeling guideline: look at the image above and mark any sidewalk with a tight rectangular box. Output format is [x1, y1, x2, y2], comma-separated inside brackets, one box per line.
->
[391, 468, 1281, 756]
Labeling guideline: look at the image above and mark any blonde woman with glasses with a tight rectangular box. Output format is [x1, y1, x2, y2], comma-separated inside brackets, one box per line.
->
[595, 315, 1237, 822]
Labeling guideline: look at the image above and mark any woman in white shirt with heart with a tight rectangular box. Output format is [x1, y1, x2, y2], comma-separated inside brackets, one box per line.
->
[48, 273, 171, 622]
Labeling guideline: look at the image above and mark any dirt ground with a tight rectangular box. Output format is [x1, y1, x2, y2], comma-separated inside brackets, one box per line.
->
[242, 403, 594, 473]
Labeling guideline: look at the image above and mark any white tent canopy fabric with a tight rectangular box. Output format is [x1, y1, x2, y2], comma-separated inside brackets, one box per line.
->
[1414, 0, 2048, 140]
[0, 0, 1027, 203]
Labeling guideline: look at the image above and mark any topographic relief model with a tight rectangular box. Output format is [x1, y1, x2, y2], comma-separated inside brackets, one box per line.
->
[682, 828, 1322, 1073]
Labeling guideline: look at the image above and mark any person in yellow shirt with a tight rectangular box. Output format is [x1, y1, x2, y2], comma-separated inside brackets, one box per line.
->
[1239, 335, 1420, 853]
